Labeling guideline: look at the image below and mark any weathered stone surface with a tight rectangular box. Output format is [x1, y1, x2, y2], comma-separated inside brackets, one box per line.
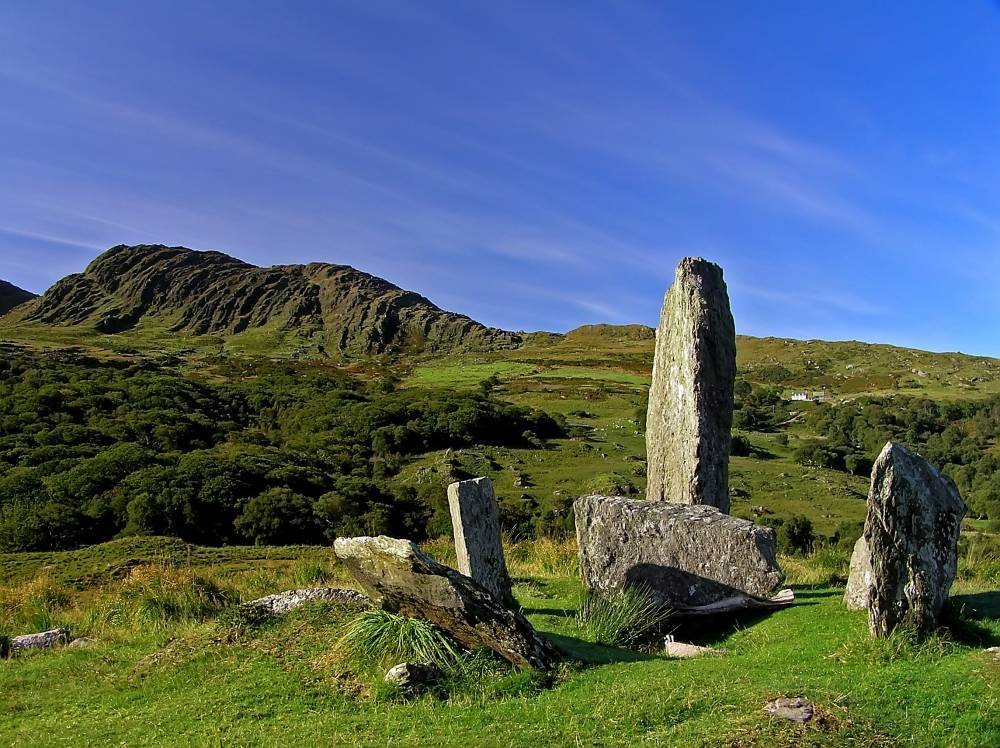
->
[859, 442, 966, 638]
[574, 495, 782, 607]
[765, 697, 815, 724]
[843, 537, 871, 610]
[645, 257, 736, 512]
[448, 477, 514, 607]
[334, 536, 558, 670]
[11, 627, 70, 654]
[384, 662, 442, 696]
[66, 637, 97, 649]
[240, 587, 369, 617]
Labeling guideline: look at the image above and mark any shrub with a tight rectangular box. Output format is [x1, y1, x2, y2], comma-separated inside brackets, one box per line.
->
[338, 609, 461, 670]
[778, 515, 815, 555]
[575, 586, 671, 647]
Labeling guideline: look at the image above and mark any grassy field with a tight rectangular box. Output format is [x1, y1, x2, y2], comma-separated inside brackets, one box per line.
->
[1, 536, 998, 747]
[2, 323, 999, 744]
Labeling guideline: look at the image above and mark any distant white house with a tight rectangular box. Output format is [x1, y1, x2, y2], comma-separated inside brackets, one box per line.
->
[790, 390, 829, 402]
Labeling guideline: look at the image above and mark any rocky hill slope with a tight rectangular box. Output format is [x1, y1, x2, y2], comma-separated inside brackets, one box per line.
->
[8, 245, 520, 355]
[0, 280, 36, 316]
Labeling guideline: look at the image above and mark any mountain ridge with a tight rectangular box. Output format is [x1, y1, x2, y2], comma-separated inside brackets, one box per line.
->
[8, 244, 521, 356]
[0, 279, 36, 316]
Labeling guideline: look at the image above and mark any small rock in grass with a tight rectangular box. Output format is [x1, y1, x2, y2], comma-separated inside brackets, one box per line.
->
[11, 627, 70, 654]
[384, 662, 442, 696]
[764, 697, 815, 724]
[67, 637, 97, 649]
[663, 637, 723, 658]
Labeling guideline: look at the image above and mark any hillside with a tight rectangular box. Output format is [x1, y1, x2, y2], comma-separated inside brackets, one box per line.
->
[3, 244, 520, 356]
[0, 279, 36, 315]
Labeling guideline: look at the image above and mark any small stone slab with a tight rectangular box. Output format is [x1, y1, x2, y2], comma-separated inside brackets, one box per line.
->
[574, 495, 783, 606]
[334, 535, 558, 670]
[646, 257, 736, 511]
[448, 477, 514, 607]
[11, 627, 70, 654]
[663, 636, 724, 658]
[765, 697, 815, 724]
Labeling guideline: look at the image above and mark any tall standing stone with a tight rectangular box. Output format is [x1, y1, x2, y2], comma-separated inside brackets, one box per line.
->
[846, 442, 966, 638]
[448, 477, 514, 607]
[645, 257, 736, 512]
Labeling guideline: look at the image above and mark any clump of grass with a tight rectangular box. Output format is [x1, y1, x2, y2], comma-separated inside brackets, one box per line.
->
[780, 545, 850, 587]
[575, 586, 671, 647]
[291, 560, 331, 587]
[338, 609, 461, 670]
[89, 564, 233, 630]
[0, 575, 73, 633]
[834, 625, 957, 665]
[507, 537, 579, 578]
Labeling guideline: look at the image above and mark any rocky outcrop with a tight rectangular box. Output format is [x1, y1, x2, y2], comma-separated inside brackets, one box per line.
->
[848, 442, 965, 638]
[239, 587, 369, 617]
[333, 535, 557, 670]
[574, 495, 782, 607]
[645, 257, 736, 511]
[11, 244, 521, 355]
[0, 279, 36, 316]
[447, 477, 514, 607]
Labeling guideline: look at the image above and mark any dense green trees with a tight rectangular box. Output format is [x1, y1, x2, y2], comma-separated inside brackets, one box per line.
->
[0, 351, 563, 551]
[805, 396, 1000, 519]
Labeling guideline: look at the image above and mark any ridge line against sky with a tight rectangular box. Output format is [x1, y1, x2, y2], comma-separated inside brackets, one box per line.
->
[0, 1, 998, 356]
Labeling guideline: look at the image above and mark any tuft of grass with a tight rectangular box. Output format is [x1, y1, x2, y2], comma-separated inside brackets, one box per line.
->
[92, 565, 233, 630]
[0, 575, 73, 633]
[780, 545, 851, 587]
[338, 609, 461, 670]
[833, 625, 958, 665]
[575, 586, 671, 648]
[507, 537, 579, 578]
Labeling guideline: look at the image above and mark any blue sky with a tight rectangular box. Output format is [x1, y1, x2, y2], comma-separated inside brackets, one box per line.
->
[1, 2, 998, 355]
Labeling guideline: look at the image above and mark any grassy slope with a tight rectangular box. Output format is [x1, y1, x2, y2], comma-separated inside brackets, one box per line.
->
[2, 325, 1000, 745]
[0, 538, 998, 747]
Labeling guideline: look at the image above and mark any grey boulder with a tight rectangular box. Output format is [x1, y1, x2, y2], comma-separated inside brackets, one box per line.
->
[574, 495, 782, 607]
[334, 535, 558, 670]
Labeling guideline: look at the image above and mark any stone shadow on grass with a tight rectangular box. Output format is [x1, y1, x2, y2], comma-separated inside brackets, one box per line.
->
[945, 592, 1000, 647]
[544, 631, 658, 665]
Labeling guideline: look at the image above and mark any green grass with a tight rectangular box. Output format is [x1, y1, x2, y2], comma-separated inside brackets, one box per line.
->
[0, 537, 997, 746]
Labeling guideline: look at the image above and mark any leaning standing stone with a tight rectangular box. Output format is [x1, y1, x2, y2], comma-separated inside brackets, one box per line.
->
[448, 477, 514, 607]
[856, 442, 966, 638]
[645, 257, 736, 512]
[334, 535, 558, 670]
